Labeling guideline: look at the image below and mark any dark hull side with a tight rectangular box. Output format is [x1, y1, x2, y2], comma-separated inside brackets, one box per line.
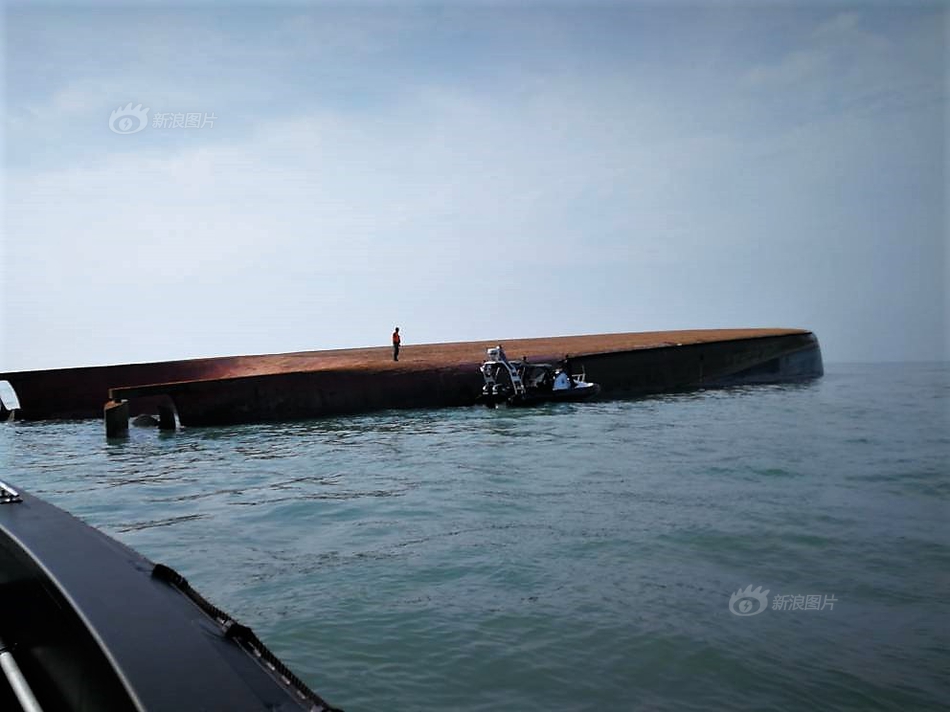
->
[158, 332, 821, 425]
[0, 483, 342, 712]
[0, 356, 242, 421]
[0, 330, 823, 426]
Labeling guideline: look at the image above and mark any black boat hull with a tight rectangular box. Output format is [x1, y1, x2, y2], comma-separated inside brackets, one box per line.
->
[479, 382, 601, 408]
[0, 481, 341, 712]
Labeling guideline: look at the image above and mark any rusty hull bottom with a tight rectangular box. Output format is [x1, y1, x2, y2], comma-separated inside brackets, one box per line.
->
[0, 330, 823, 426]
[119, 332, 822, 427]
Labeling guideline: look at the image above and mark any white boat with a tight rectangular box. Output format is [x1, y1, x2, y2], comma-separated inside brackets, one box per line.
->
[478, 345, 601, 407]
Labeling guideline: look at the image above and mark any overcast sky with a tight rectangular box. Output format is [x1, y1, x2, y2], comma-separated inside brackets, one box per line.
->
[2, 1, 946, 370]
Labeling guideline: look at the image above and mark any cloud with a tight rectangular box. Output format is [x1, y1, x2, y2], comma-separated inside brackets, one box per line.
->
[5, 70, 752, 366]
[742, 10, 894, 94]
[2, 5, 946, 368]
[743, 48, 828, 89]
[812, 11, 861, 39]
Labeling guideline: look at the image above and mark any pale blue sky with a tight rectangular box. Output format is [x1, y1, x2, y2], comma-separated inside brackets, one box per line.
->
[2, 1, 947, 370]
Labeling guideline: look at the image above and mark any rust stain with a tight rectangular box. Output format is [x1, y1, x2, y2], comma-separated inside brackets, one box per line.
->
[179, 328, 811, 377]
[0, 329, 816, 422]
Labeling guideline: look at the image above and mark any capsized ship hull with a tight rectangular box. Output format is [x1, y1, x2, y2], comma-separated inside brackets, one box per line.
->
[0, 329, 823, 427]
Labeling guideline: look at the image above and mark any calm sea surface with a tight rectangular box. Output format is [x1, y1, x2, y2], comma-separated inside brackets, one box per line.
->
[1, 363, 948, 711]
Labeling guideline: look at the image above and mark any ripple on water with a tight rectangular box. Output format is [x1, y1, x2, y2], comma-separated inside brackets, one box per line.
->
[0, 364, 947, 711]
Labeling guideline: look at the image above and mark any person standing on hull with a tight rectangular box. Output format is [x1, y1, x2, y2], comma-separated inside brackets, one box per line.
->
[392, 327, 401, 362]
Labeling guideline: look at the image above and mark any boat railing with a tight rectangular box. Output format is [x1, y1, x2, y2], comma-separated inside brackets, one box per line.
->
[0, 481, 22, 505]
[0, 633, 43, 712]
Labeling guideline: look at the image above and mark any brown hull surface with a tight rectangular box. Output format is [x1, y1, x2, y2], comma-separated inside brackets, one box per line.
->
[0, 329, 822, 426]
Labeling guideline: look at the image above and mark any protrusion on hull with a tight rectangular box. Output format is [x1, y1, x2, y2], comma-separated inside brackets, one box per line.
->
[103, 400, 129, 438]
[157, 404, 176, 431]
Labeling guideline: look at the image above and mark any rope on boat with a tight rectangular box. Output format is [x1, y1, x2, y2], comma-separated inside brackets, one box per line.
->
[152, 563, 343, 712]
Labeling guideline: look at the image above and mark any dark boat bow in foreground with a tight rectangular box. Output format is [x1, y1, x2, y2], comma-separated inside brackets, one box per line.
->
[0, 480, 342, 712]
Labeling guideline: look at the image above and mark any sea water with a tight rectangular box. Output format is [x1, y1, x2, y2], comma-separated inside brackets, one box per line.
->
[1, 362, 947, 711]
